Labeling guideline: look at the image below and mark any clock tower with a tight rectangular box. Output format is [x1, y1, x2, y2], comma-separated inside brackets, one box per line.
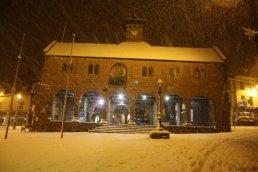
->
[123, 17, 145, 42]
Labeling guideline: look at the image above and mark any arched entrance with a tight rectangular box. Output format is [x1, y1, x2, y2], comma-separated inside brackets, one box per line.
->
[164, 95, 184, 126]
[79, 91, 104, 122]
[135, 94, 156, 125]
[113, 105, 129, 124]
[52, 90, 74, 121]
[191, 96, 213, 126]
[109, 93, 129, 124]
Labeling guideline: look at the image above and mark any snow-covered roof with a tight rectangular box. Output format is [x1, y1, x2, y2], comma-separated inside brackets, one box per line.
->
[43, 41, 226, 63]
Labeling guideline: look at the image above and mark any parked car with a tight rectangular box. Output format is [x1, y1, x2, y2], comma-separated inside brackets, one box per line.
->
[235, 111, 255, 126]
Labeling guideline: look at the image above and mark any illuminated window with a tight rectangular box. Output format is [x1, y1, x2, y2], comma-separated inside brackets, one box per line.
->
[0, 89, 5, 96]
[240, 95, 246, 106]
[248, 96, 253, 106]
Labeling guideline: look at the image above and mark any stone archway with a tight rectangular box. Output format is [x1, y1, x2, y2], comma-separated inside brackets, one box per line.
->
[190, 96, 213, 126]
[52, 90, 74, 121]
[135, 93, 156, 125]
[109, 93, 129, 124]
[79, 91, 104, 122]
[163, 95, 184, 126]
[113, 105, 129, 124]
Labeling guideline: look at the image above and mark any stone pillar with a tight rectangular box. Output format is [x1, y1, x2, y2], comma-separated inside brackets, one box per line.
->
[183, 99, 192, 126]
[72, 94, 80, 122]
[209, 101, 215, 126]
[160, 93, 165, 122]
[100, 97, 108, 125]
[84, 99, 89, 122]
[213, 103, 221, 131]
[128, 96, 136, 125]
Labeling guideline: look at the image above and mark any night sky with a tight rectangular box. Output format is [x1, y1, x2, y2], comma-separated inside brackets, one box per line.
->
[0, 0, 257, 91]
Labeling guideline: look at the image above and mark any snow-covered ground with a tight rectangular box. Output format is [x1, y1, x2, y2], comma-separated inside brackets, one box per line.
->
[0, 126, 257, 172]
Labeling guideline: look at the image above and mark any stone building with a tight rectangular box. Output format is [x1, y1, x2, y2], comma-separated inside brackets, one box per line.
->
[0, 90, 31, 126]
[228, 75, 258, 125]
[39, 18, 229, 131]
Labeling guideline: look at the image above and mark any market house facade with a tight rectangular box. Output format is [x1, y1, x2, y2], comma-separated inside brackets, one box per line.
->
[38, 18, 230, 132]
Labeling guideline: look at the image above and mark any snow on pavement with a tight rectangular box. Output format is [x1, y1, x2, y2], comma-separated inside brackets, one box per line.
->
[0, 126, 258, 172]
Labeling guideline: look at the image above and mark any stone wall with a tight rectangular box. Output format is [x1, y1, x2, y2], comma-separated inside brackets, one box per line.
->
[164, 125, 220, 134]
[36, 120, 99, 132]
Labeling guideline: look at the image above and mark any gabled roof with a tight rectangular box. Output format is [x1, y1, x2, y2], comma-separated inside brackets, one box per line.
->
[43, 41, 226, 63]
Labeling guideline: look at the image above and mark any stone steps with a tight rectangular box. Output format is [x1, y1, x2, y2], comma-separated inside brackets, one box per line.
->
[89, 124, 217, 134]
[88, 124, 157, 134]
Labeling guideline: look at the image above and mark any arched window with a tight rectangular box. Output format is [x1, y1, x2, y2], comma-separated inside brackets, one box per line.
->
[148, 67, 153, 77]
[109, 63, 127, 86]
[94, 64, 99, 74]
[200, 69, 206, 79]
[169, 68, 174, 78]
[62, 63, 67, 73]
[142, 66, 154, 77]
[196, 68, 206, 79]
[195, 68, 200, 79]
[142, 66, 147, 77]
[175, 68, 180, 77]
[68, 63, 73, 72]
[88, 64, 94, 74]
[169, 67, 180, 78]
[88, 64, 100, 75]
[62, 63, 72, 73]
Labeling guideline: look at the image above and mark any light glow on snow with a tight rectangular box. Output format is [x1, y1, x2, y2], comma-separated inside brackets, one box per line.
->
[0, 126, 258, 171]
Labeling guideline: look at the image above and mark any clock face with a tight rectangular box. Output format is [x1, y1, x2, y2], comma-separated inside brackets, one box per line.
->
[130, 29, 138, 37]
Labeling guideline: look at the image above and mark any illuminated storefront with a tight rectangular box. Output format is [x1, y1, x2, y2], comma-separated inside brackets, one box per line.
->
[229, 75, 258, 125]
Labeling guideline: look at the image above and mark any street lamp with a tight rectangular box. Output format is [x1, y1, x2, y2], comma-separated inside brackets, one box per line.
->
[13, 93, 22, 130]
[149, 78, 170, 139]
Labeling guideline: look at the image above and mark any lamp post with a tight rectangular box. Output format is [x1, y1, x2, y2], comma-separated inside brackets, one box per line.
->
[149, 78, 170, 139]
[156, 78, 163, 131]
[5, 33, 25, 139]
[61, 33, 76, 139]
[13, 93, 22, 130]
